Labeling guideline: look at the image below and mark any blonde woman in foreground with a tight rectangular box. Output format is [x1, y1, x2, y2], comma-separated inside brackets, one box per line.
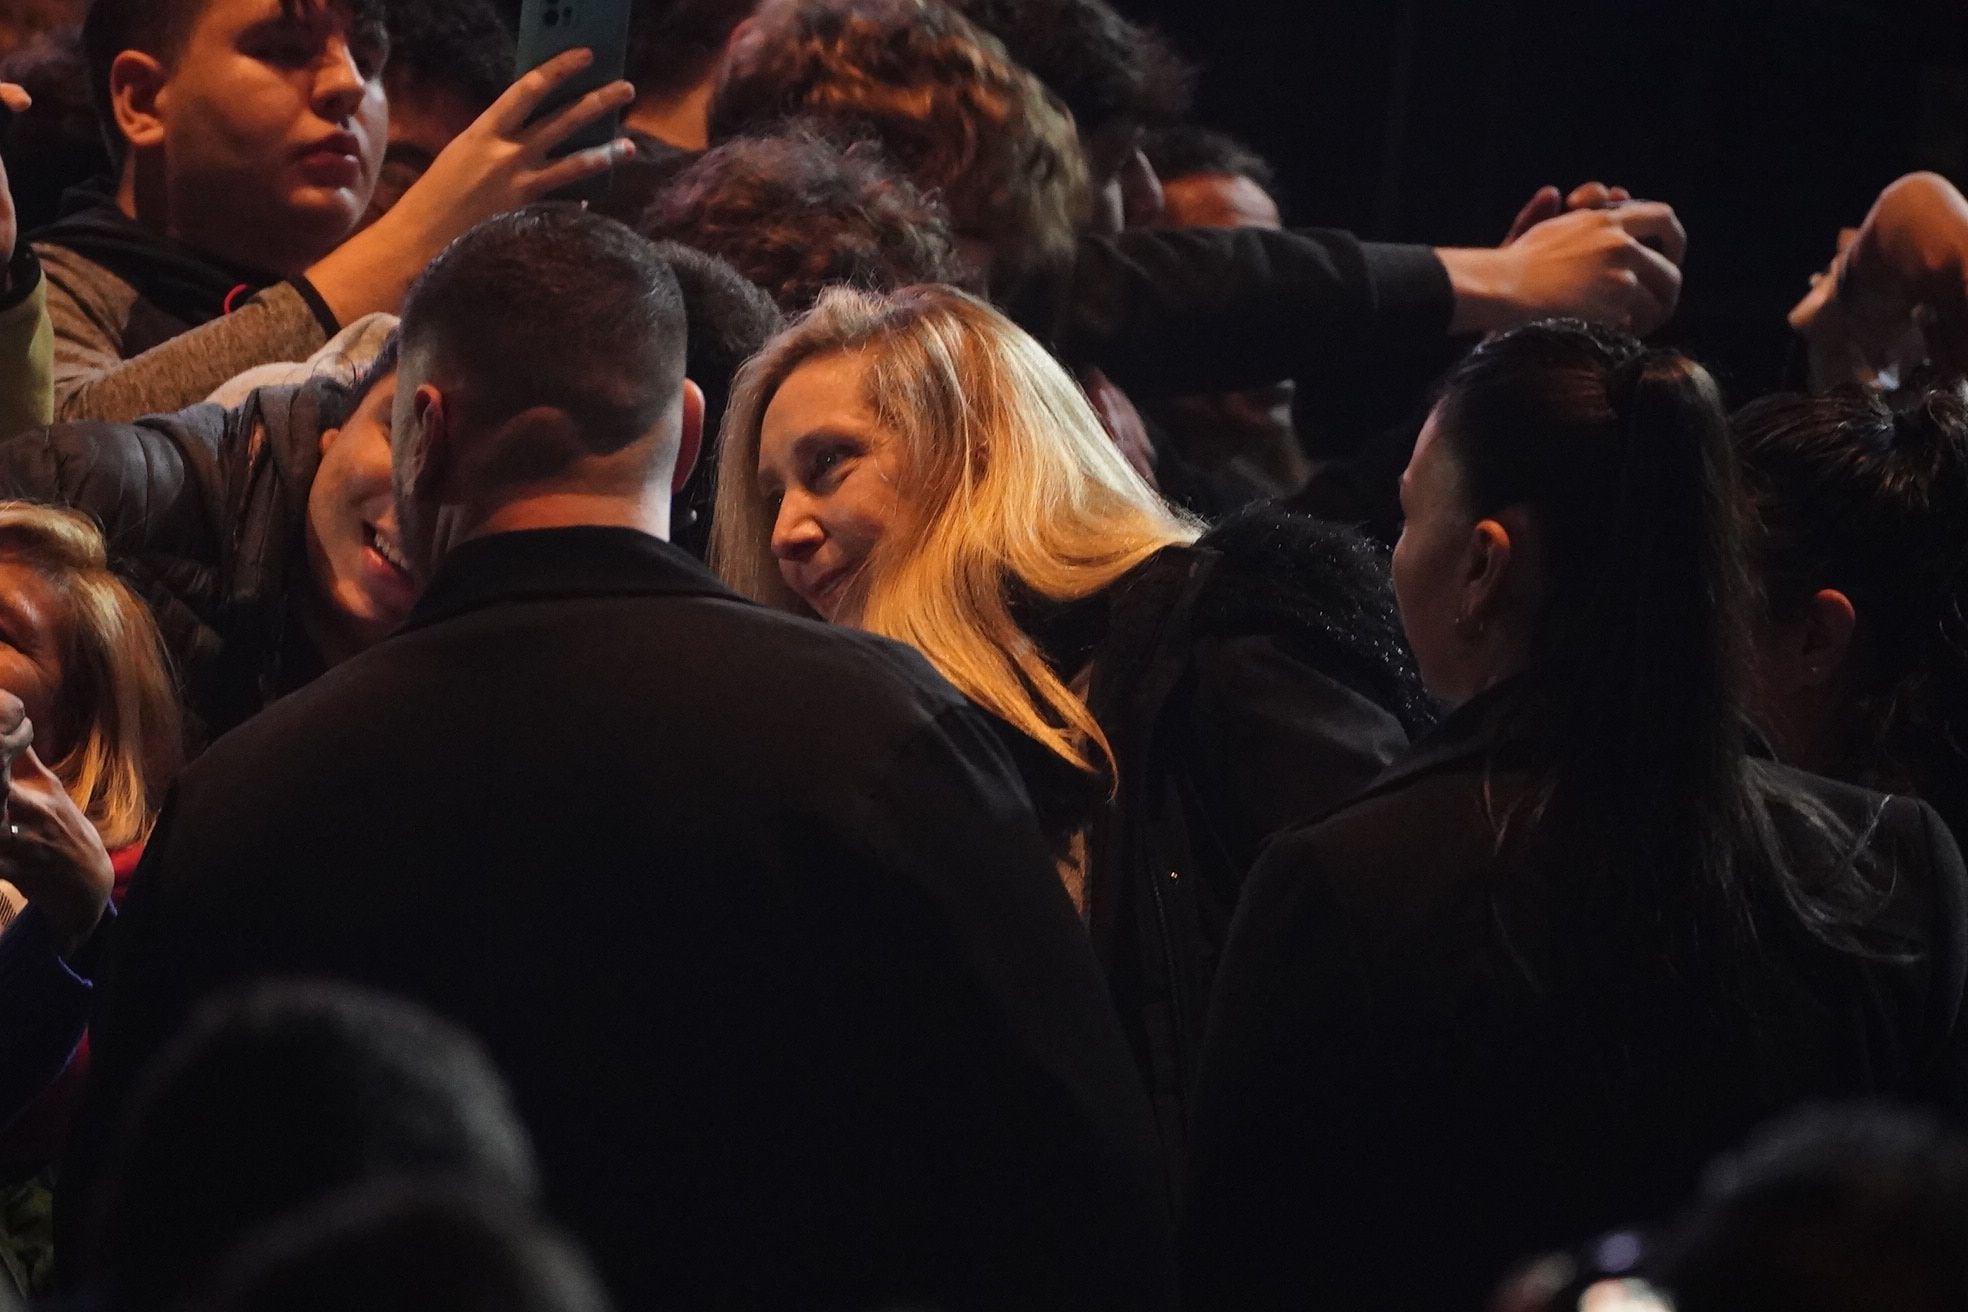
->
[712, 283, 1433, 1142]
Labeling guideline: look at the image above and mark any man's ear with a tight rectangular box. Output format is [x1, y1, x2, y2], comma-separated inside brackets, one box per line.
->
[1796, 588, 1858, 687]
[1462, 516, 1516, 626]
[108, 49, 170, 153]
[672, 378, 705, 494]
[407, 383, 452, 501]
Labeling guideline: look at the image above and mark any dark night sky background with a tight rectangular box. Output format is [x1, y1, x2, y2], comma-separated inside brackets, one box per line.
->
[1125, 0, 1968, 403]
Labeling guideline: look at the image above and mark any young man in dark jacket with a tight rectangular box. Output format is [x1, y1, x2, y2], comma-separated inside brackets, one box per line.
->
[69, 206, 1175, 1311]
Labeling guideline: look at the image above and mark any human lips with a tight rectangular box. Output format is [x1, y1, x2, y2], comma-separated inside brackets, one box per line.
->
[796, 565, 852, 617]
[362, 523, 416, 600]
[295, 131, 365, 182]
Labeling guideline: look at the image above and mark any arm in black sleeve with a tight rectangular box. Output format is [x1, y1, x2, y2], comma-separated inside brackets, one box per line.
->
[1057, 226, 1453, 399]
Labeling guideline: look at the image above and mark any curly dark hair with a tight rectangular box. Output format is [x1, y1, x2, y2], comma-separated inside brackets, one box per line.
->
[384, 0, 513, 109]
[640, 125, 969, 316]
[947, 0, 1191, 136]
[707, 0, 1086, 301]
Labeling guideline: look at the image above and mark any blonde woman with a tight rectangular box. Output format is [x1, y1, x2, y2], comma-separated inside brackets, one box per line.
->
[0, 502, 182, 1175]
[713, 283, 1432, 1135]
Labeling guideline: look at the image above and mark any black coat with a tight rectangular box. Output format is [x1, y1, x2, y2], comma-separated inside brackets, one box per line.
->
[1184, 683, 1968, 1311]
[70, 527, 1174, 1312]
[0, 380, 330, 740]
[1025, 511, 1433, 1162]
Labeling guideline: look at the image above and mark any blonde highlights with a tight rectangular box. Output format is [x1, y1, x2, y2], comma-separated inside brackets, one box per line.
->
[712, 284, 1198, 775]
[0, 504, 182, 849]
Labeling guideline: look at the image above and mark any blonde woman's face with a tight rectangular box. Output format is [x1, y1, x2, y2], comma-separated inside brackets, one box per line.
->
[756, 352, 909, 622]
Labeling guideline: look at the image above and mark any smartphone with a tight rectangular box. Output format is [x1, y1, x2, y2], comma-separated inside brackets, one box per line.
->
[512, 0, 633, 199]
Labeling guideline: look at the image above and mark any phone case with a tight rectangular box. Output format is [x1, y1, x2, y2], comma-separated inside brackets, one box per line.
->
[513, 0, 633, 159]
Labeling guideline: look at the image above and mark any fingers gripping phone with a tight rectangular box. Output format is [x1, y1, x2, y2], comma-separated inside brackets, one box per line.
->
[513, 0, 634, 199]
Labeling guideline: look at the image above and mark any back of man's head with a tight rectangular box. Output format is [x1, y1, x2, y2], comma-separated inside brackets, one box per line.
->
[397, 205, 689, 496]
[84, 980, 538, 1310]
[947, 0, 1189, 141]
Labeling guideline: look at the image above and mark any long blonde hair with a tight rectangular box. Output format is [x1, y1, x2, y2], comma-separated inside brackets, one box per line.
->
[0, 503, 182, 849]
[712, 284, 1199, 776]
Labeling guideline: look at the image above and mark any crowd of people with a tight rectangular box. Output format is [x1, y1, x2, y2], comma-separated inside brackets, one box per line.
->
[0, 0, 1965, 1308]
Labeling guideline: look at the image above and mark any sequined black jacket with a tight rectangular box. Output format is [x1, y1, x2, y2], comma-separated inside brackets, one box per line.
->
[1016, 507, 1434, 1174]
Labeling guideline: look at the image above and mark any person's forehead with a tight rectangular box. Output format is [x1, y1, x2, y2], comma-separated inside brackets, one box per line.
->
[186, 0, 353, 39]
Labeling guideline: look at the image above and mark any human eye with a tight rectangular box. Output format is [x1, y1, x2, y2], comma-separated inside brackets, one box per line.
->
[803, 440, 857, 490]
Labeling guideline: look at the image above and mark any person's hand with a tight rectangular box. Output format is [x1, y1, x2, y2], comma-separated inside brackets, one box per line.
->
[0, 748, 114, 956]
[1503, 181, 1634, 245]
[307, 50, 635, 324]
[1791, 173, 1968, 387]
[1441, 201, 1687, 337]
[0, 689, 30, 813]
[0, 83, 32, 292]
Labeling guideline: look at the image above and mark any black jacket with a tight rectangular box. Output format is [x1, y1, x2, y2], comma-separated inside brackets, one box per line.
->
[0, 379, 331, 741]
[69, 527, 1174, 1312]
[1185, 682, 1968, 1311]
[1025, 511, 1432, 1161]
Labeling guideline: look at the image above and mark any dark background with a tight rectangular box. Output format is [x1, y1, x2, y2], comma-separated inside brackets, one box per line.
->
[1126, 0, 1968, 403]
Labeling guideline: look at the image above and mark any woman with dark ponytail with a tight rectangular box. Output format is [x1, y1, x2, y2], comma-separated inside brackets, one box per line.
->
[1736, 382, 1968, 848]
[1183, 322, 1968, 1312]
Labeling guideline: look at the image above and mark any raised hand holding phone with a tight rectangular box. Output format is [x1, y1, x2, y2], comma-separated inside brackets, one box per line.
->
[514, 0, 636, 200]
[306, 50, 635, 327]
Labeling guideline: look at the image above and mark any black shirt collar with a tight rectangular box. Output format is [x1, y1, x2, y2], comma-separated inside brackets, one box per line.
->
[399, 526, 739, 634]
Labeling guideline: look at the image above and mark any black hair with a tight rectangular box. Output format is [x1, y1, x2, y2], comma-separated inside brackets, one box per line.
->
[85, 979, 537, 1310]
[315, 329, 402, 432]
[642, 239, 785, 558]
[384, 0, 514, 110]
[400, 205, 688, 460]
[627, 0, 759, 103]
[0, 25, 113, 233]
[1734, 384, 1968, 820]
[83, 0, 389, 161]
[204, 1182, 613, 1312]
[1141, 124, 1277, 195]
[640, 125, 969, 317]
[1435, 322, 1881, 987]
[1651, 1104, 1968, 1311]
[946, 0, 1191, 136]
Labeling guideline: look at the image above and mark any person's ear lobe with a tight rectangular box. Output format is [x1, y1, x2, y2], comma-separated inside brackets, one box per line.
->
[672, 378, 705, 495]
[108, 50, 169, 153]
[319, 426, 341, 458]
[1797, 588, 1858, 687]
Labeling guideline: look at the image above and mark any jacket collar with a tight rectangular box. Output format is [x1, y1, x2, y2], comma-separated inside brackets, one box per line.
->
[398, 526, 740, 634]
[1347, 675, 1543, 803]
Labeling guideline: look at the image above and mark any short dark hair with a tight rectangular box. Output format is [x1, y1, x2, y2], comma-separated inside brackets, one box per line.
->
[947, 0, 1191, 137]
[641, 126, 969, 316]
[642, 240, 784, 559]
[316, 329, 403, 433]
[628, 0, 758, 103]
[384, 0, 513, 110]
[400, 206, 688, 458]
[1142, 124, 1277, 194]
[206, 1182, 614, 1312]
[83, 0, 388, 159]
[85, 980, 538, 1309]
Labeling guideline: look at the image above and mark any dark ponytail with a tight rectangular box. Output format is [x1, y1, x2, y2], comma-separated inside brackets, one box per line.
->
[1438, 322, 1878, 983]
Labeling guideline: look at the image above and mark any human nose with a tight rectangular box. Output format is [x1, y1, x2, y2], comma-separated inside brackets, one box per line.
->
[313, 35, 368, 122]
[769, 494, 823, 563]
[1122, 150, 1165, 228]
